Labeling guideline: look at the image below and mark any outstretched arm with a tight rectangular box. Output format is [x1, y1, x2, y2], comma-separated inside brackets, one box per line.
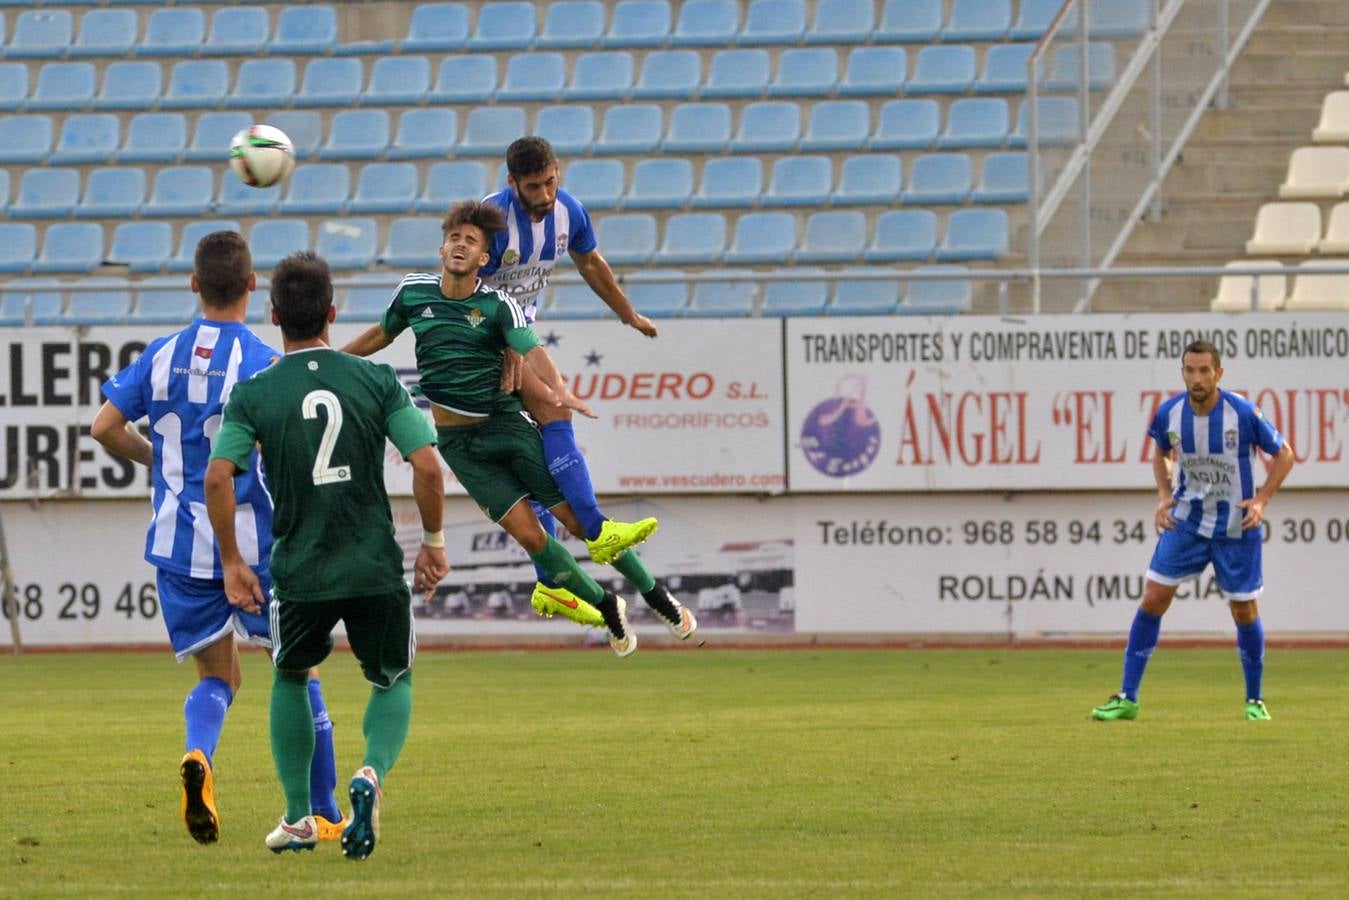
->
[91, 401, 152, 467]
[571, 248, 657, 338]
[204, 458, 266, 614]
[522, 345, 595, 419]
[342, 324, 396, 358]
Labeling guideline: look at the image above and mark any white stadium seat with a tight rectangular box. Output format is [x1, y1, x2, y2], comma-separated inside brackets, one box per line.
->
[1208, 261, 1286, 312]
[1285, 260, 1349, 310]
[1317, 202, 1349, 254]
[1245, 202, 1321, 255]
[1278, 146, 1349, 199]
[1312, 91, 1349, 143]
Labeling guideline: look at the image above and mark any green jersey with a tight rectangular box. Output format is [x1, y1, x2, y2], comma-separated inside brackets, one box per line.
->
[380, 274, 541, 417]
[211, 348, 436, 602]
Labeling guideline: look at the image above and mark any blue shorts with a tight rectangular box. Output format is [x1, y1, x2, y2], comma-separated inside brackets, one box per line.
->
[158, 569, 273, 662]
[1146, 527, 1263, 600]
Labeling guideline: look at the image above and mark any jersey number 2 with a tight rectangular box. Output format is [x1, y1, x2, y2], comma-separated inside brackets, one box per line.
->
[303, 390, 351, 486]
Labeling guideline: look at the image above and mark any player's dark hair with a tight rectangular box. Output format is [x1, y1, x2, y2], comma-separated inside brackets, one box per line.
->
[270, 251, 332, 341]
[1183, 339, 1221, 368]
[193, 231, 252, 309]
[505, 136, 558, 180]
[441, 200, 507, 241]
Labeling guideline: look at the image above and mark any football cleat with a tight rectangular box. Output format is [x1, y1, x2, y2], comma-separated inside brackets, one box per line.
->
[315, 812, 347, 842]
[1090, 693, 1140, 721]
[180, 749, 220, 845]
[530, 582, 605, 628]
[1245, 698, 1272, 720]
[597, 591, 637, 658]
[342, 766, 382, 861]
[642, 583, 698, 641]
[585, 517, 659, 565]
[265, 815, 318, 853]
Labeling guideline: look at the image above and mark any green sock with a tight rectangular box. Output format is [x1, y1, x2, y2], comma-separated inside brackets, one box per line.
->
[362, 673, 413, 783]
[529, 536, 605, 605]
[611, 549, 656, 594]
[270, 669, 315, 824]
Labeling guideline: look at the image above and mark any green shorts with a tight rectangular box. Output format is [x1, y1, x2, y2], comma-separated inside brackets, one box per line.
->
[436, 413, 565, 522]
[270, 585, 414, 688]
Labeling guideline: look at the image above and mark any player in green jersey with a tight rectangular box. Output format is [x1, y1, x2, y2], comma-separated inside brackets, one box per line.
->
[205, 251, 450, 859]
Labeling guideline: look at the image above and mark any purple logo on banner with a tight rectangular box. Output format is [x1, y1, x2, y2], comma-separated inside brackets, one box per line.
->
[799, 375, 880, 477]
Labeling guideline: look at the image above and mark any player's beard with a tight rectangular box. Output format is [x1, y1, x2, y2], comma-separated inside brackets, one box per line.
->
[522, 195, 555, 218]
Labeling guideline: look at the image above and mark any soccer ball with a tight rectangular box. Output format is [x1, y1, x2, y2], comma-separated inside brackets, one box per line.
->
[228, 125, 294, 188]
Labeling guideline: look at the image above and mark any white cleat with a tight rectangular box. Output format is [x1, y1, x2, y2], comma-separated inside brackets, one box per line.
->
[265, 815, 318, 853]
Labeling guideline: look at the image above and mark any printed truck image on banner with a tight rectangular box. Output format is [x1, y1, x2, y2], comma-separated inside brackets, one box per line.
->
[786, 313, 1349, 490]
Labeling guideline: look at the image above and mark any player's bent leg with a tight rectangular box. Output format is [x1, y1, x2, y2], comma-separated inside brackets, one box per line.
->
[530, 582, 606, 627]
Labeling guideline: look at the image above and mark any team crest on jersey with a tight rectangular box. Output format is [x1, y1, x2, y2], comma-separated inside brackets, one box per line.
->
[1167, 431, 1180, 448]
[1224, 429, 1238, 450]
[502, 249, 519, 265]
[556, 232, 568, 256]
[466, 308, 485, 328]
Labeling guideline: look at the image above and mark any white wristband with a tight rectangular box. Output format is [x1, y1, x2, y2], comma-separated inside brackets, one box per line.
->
[422, 529, 445, 548]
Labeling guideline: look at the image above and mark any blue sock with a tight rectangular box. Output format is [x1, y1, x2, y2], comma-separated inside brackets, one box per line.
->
[1120, 609, 1162, 702]
[308, 678, 341, 822]
[531, 502, 560, 588]
[1236, 618, 1265, 701]
[540, 421, 605, 540]
[183, 677, 233, 764]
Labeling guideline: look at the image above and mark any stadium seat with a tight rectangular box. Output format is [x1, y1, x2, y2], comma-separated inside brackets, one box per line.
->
[865, 209, 938, 262]
[120, 113, 186, 163]
[129, 279, 198, 325]
[826, 269, 901, 315]
[1278, 146, 1349, 199]
[62, 279, 132, 326]
[1313, 92, 1349, 143]
[1088, 0, 1152, 38]
[740, 0, 806, 46]
[399, 3, 470, 53]
[350, 162, 418, 214]
[654, 212, 726, 264]
[50, 113, 119, 164]
[362, 56, 430, 107]
[626, 269, 689, 317]
[876, 0, 942, 42]
[0, 224, 37, 275]
[797, 211, 866, 263]
[730, 101, 800, 152]
[0, 170, 9, 211]
[430, 55, 498, 104]
[973, 152, 1031, 203]
[663, 103, 731, 153]
[266, 111, 323, 160]
[12, 169, 79, 219]
[0, 114, 53, 163]
[901, 265, 973, 315]
[95, 61, 161, 111]
[627, 158, 693, 209]
[704, 49, 771, 99]
[184, 111, 251, 162]
[77, 167, 144, 219]
[672, 0, 739, 46]
[565, 51, 634, 101]
[249, 220, 311, 270]
[216, 173, 281, 216]
[162, 60, 229, 109]
[1010, 96, 1081, 147]
[33, 222, 103, 274]
[692, 156, 762, 208]
[538, 1, 604, 48]
[417, 160, 486, 212]
[269, 5, 338, 56]
[137, 9, 205, 57]
[764, 156, 832, 208]
[204, 7, 268, 56]
[380, 217, 442, 268]
[1245, 202, 1321, 255]
[839, 47, 907, 96]
[1209, 261, 1286, 312]
[633, 50, 701, 100]
[1044, 43, 1116, 92]
[902, 154, 973, 205]
[467, 2, 536, 51]
[832, 155, 902, 207]
[944, 0, 1011, 41]
[1284, 261, 1349, 310]
[343, 277, 396, 320]
[458, 106, 527, 156]
[976, 43, 1036, 94]
[71, 9, 137, 58]
[1012, 0, 1075, 40]
[297, 59, 363, 107]
[145, 166, 214, 217]
[870, 99, 940, 150]
[595, 104, 662, 154]
[228, 58, 297, 109]
[246, 287, 271, 324]
[769, 48, 838, 97]
[0, 64, 26, 112]
[547, 281, 608, 318]
[1318, 202, 1349, 253]
[936, 208, 1009, 261]
[320, 109, 390, 160]
[280, 164, 350, 215]
[0, 279, 63, 326]
[603, 0, 671, 48]
[389, 108, 457, 160]
[533, 105, 594, 155]
[725, 212, 796, 264]
[30, 62, 96, 111]
[594, 213, 657, 264]
[938, 98, 1010, 149]
[499, 52, 566, 102]
[806, 0, 873, 44]
[687, 273, 756, 317]
[760, 269, 829, 316]
[170, 220, 241, 273]
[561, 159, 622, 210]
[801, 101, 870, 152]
[910, 46, 976, 94]
[8, 10, 73, 58]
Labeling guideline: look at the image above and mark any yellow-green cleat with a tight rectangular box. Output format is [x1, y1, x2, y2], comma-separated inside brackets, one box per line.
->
[585, 517, 659, 565]
[530, 583, 605, 628]
[1245, 698, 1271, 720]
[1090, 693, 1139, 720]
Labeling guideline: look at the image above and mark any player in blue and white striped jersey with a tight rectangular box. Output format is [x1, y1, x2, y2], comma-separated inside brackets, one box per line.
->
[1092, 339, 1295, 722]
[92, 231, 344, 844]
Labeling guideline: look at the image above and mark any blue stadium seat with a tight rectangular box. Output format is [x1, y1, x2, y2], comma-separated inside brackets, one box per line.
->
[379, 217, 442, 268]
[491, 159, 510, 192]
[30, 62, 95, 111]
[801, 101, 870, 152]
[249, 220, 310, 270]
[870, 99, 939, 150]
[350, 162, 418, 214]
[0, 64, 26, 112]
[936, 208, 1009, 261]
[280, 163, 349, 215]
[129, 279, 198, 325]
[269, 5, 338, 56]
[547, 281, 607, 318]
[730, 101, 800, 152]
[458, 106, 527, 156]
[944, 0, 1011, 41]
[626, 269, 688, 317]
[797, 211, 866, 263]
[389, 108, 456, 160]
[363, 56, 430, 107]
[901, 265, 972, 315]
[1010, 96, 1081, 147]
[399, 3, 470, 52]
[95, 61, 161, 111]
[1089, 0, 1151, 38]
[976, 43, 1035, 94]
[137, 9, 205, 57]
[603, 0, 670, 48]
[163, 60, 228, 109]
[839, 47, 906, 96]
[8, 10, 73, 58]
[655, 212, 726, 264]
[760, 269, 829, 316]
[342, 277, 396, 320]
[51, 113, 119, 164]
[120, 113, 186, 163]
[687, 272, 756, 317]
[876, 0, 942, 42]
[865, 210, 938, 262]
[0, 115, 53, 163]
[938, 98, 1010, 149]
[498, 52, 566, 102]
[562, 159, 623, 210]
[296, 58, 362, 107]
[740, 0, 805, 46]
[595, 104, 662, 154]
[538, 1, 605, 49]
[692, 157, 761, 208]
[0, 280, 64, 326]
[663, 103, 731, 153]
[320, 108, 390, 160]
[12, 169, 79, 218]
[626, 158, 692, 209]
[902, 154, 972, 204]
[204, 7, 268, 56]
[71, 9, 137, 57]
[535, 105, 594, 154]
[430, 55, 497, 104]
[764, 156, 832, 207]
[826, 269, 900, 316]
[246, 287, 270, 324]
[184, 111, 251, 162]
[833, 155, 902, 206]
[1044, 43, 1116, 92]
[33, 222, 103, 274]
[725, 212, 795, 264]
[0, 224, 36, 275]
[565, 51, 634, 101]
[768, 48, 838, 97]
[594, 213, 656, 264]
[633, 50, 701, 100]
[417, 160, 486, 212]
[216, 172, 280, 216]
[806, 0, 874, 45]
[266, 111, 323, 160]
[107, 222, 169, 271]
[1012, 0, 1075, 40]
[229, 58, 297, 109]
[62, 279, 132, 326]
[467, 2, 536, 51]
[910, 45, 976, 94]
[704, 49, 770, 99]
[77, 167, 144, 219]
[169, 220, 241, 273]
[974, 151, 1031, 203]
[0, 171, 9, 211]
[146, 167, 215, 217]
[672, 0, 739, 47]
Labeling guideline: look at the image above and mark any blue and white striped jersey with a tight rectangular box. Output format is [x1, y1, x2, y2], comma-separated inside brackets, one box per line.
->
[102, 319, 277, 578]
[1148, 388, 1284, 540]
[479, 186, 597, 321]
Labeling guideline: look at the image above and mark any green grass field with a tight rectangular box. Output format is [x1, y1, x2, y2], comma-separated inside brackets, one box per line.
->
[4, 646, 1348, 898]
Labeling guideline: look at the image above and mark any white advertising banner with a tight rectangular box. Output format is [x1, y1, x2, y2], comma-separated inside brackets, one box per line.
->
[786, 313, 1349, 490]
